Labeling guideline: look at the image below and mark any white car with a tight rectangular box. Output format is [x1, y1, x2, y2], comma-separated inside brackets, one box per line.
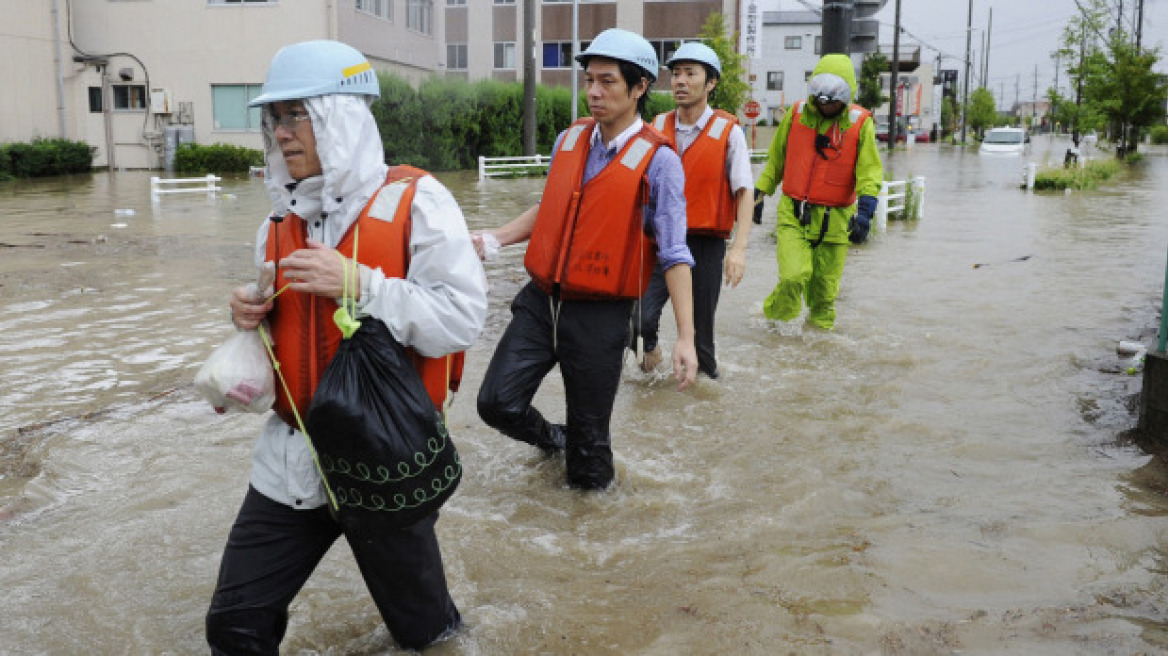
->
[979, 127, 1029, 155]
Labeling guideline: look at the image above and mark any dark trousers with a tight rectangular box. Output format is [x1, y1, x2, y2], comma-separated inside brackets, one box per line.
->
[635, 234, 725, 377]
[206, 486, 460, 654]
[477, 282, 633, 490]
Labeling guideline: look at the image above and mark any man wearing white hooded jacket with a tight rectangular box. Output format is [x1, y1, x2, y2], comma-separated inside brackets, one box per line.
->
[207, 41, 486, 653]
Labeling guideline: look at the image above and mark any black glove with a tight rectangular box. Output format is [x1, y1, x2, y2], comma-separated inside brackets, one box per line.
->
[848, 195, 877, 244]
[752, 188, 765, 224]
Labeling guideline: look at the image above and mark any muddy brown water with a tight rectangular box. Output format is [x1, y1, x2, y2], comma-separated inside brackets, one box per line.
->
[1, 138, 1167, 654]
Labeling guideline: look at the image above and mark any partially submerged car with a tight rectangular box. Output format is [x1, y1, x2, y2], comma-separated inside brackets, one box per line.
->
[979, 127, 1028, 155]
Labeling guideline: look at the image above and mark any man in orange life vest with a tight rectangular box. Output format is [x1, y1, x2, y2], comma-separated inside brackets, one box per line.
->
[209, 41, 486, 652]
[636, 42, 756, 379]
[753, 53, 883, 330]
[472, 28, 698, 491]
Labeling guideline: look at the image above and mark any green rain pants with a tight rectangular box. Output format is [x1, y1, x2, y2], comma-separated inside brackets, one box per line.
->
[763, 223, 849, 330]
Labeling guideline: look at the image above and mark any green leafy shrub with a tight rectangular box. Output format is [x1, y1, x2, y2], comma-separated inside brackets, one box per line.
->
[371, 73, 691, 171]
[1032, 158, 1121, 190]
[173, 142, 263, 174]
[1150, 125, 1168, 145]
[0, 138, 92, 178]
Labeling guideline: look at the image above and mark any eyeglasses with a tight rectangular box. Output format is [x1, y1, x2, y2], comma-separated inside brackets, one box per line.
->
[265, 112, 311, 131]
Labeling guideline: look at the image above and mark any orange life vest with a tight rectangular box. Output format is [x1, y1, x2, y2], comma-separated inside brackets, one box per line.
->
[525, 118, 663, 300]
[653, 109, 738, 239]
[265, 165, 465, 428]
[782, 101, 871, 208]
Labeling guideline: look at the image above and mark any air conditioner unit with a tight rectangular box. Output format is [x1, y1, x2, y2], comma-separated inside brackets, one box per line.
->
[151, 88, 174, 114]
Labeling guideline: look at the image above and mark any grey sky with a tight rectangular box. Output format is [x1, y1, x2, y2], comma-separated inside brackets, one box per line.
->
[865, 0, 1168, 106]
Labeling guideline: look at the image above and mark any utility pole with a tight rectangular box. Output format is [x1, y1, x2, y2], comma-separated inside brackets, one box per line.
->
[979, 30, 986, 86]
[570, 0, 579, 122]
[1074, 25, 1085, 146]
[1136, 0, 1145, 51]
[888, 0, 902, 150]
[984, 8, 992, 91]
[1033, 63, 1038, 131]
[961, 0, 972, 144]
[522, 0, 536, 155]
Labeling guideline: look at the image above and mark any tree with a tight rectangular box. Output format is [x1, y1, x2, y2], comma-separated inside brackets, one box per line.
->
[940, 95, 956, 137]
[698, 13, 750, 113]
[1083, 32, 1167, 156]
[857, 52, 889, 111]
[1054, 0, 1108, 144]
[965, 87, 997, 137]
[1045, 86, 1074, 134]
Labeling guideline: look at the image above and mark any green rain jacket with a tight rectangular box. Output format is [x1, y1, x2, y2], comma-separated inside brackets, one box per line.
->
[755, 54, 884, 245]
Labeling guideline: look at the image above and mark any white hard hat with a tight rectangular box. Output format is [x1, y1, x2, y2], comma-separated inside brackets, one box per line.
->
[576, 28, 659, 82]
[249, 40, 380, 107]
[665, 42, 722, 77]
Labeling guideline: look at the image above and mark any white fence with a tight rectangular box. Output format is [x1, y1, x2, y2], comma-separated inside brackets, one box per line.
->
[478, 155, 551, 181]
[876, 176, 926, 226]
[150, 174, 221, 202]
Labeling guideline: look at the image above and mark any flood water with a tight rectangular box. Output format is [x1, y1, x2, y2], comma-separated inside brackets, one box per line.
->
[2, 137, 1167, 654]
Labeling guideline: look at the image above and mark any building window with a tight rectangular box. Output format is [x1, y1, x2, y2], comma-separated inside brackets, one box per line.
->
[766, 71, 783, 91]
[447, 0, 466, 4]
[815, 36, 822, 55]
[542, 42, 573, 69]
[211, 83, 263, 131]
[494, 42, 516, 70]
[207, 0, 276, 4]
[407, 0, 432, 33]
[785, 36, 802, 50]
[494, 0, 515, 4]
[542, 0, 571, 3]
[356, 0, 392, 19]
[447, 44, 468, 70]
[649, 39, 684, 67]
[112, 85, 147, 111]
[88, 87, 103, 112]
[805, 70, 813, 82]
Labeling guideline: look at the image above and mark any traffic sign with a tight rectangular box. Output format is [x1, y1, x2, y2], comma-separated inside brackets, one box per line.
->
[743, 100, 761, 121]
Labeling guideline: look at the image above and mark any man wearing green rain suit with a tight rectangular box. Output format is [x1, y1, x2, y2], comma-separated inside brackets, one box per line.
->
[753, 54, 883, 330]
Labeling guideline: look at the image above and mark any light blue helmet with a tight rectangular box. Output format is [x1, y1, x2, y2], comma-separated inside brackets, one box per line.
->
[665, 42, 722, 77]
[576, 28, 659, 82]
[248, 40, 379, 107]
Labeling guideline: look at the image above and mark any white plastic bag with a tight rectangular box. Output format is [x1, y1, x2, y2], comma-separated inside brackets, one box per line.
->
[194, 330, 275, 414]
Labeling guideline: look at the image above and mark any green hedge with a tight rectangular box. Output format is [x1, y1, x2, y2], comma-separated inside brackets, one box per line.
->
[0, 138, 93, 179]
[1151, 125, 1168, 145]
[1032, 158, 1121, 191]
[173, 142, 263, 174]
[372, 74, 680, 171]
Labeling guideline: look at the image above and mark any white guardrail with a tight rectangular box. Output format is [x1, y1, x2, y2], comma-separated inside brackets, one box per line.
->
[478, 155, 552, 182]
[876, 176, 926, 225]
[150, 174, 221, 202]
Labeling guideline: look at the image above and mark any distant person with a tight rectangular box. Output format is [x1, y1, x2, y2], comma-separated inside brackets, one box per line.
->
[752, 53, 883, 330]
[635, 42, 755, 379]
[206, 40, 486, 653]
[472, 28, 697, 490]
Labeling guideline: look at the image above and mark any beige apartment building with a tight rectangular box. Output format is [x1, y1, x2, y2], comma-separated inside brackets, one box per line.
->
[4, 0, 737, 170]
[3, 0, 443, 170]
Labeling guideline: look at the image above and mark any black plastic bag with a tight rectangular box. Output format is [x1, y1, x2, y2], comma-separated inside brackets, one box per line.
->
[305, 318, 461, 531]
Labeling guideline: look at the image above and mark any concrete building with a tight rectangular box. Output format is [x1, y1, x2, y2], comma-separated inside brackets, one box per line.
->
[751, 10, 867, 125]
[442, 0, 734, 89]
[4, 0, 738, 170]
[3, 0, 443, 170]
[873, 46, 941, 139]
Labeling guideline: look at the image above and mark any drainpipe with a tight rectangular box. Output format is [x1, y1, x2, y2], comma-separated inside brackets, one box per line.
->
[51, 0, 67, 138]
[102, 65, 116, 170]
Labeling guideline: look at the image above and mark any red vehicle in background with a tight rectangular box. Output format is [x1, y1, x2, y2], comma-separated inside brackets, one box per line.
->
[875, 117, 931, 143]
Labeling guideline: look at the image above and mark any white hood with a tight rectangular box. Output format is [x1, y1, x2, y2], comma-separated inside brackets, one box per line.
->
[262, 94, 389, 242]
